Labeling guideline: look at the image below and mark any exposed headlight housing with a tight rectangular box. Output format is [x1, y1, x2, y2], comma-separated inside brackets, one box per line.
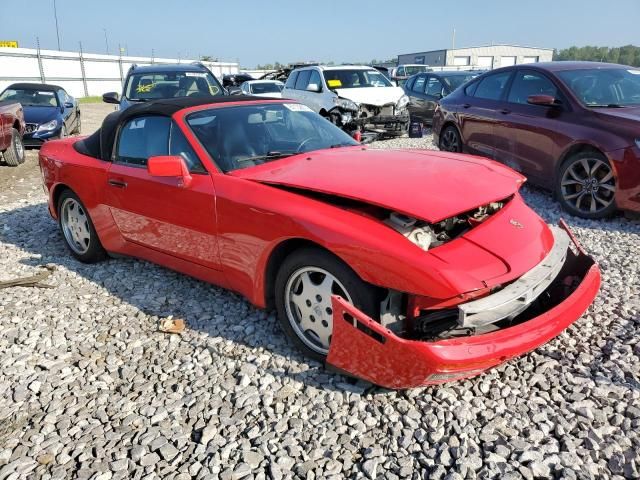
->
[37, 119, 59, 132]
[396, 95, 410, 110]
[384, 212, 434, 251]
[635, 138, 640, 149]
[333, 96, 358, 112]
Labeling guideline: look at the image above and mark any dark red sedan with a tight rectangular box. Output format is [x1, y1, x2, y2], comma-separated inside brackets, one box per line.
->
[433, 62, 640, 219]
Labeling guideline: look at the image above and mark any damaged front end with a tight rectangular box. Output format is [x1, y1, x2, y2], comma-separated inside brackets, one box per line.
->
[326, 220, 601, 389]
[329, 96, 410, 139]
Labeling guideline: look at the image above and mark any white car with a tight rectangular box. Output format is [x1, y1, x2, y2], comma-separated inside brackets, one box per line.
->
[239, 80, 285, 97]
[281, 65, 410, 137]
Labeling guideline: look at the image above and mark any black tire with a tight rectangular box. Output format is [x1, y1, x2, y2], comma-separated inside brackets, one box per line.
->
[3, 128, 25, 166]
[438, 125, 462, 153]
[57, 189, 107, 263]
[59, 125, 67, 139]
[73, 114, 81, 135]
[556, 151, 617, 219]
[275, 247, 379, 362]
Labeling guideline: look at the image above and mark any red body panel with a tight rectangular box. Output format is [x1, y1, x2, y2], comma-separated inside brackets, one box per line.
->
[0, 101, 25, 150]
[327, 223, 601, 389]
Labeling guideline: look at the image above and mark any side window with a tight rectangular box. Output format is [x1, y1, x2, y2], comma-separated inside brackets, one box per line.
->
[116, 116, 170, 167]
[284, 71, 298, 89]
[464, 80, 479, 97]
[308, 70, 322, 89]
[170, 123, 206, 173]
[412, 75, 426, 93]
[405, 76, 415, 90]
[397, 67, 405, 77]
[295, 70, 311, 90]
[474, 71, 512, 101]
[507, 71, 558, 105]
[426, 77, 444, 97]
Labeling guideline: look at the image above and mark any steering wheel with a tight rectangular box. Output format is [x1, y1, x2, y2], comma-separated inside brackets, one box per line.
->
[296, 137, 318, 153]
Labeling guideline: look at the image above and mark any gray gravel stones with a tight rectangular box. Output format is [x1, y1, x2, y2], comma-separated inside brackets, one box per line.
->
[0, 106, 639, 478]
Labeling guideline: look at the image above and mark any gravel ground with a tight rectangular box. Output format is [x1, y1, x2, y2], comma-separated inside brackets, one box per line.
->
[0, 104, 639, 479]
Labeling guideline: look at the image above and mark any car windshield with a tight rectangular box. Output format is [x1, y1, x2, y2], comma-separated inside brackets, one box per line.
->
[0, 88, 59, 107]
[250, 82, 282, 94]
[404, 66, 430, 76]
[187, 103, 358, 173]
[557, 68, 640, 107]
[323, 69, 393, 89]
[442, 74, 478, 91]
[124, 71, 223, 101]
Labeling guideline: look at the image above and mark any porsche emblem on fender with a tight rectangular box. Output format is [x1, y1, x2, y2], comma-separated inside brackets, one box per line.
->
[510, 219, 524, 228]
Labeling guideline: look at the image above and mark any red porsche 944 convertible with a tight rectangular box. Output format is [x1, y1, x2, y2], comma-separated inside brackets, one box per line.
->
[38, 97, 600, 389]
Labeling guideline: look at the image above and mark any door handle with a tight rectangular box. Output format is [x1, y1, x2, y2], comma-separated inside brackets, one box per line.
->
[462, 103, 471, 109]
[108, 179, 127, 188]
[500, 108, 511, 115]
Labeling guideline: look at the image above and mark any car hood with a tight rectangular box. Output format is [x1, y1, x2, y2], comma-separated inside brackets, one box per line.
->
[334, 86, 405, 106]
[231, 148, 525, 223]
[592, 105, 640, 123]
[23, 106, 59, 124]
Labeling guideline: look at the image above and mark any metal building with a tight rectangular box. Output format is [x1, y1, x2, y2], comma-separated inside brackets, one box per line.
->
[397, 44, 554, 70]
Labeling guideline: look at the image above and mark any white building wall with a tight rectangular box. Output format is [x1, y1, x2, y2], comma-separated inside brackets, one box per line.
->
[0, 47, 239, 97]
[444, 45, 553, 69]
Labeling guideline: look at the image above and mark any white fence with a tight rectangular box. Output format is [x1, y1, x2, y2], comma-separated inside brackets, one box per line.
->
[0, 47, 239, 98]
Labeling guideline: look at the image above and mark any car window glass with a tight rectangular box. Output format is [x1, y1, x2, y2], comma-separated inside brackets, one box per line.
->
[474, 71, 512, 100]
[295, 70, 311, 90]
[426, 77, 444, 96]
[412, 75, 426, 93]
[170, 123, 206, 173]
[507, 71, 558, 104]
[308, 70, 322, 89]
[284, 71, 298, 89]
[116, 116, 171, 167]
[464, 81, 479, 97]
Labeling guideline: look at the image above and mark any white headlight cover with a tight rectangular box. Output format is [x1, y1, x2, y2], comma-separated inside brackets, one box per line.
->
[333, 97, 358, 112]
[635, 138, 640, 149]
[396, 95, 410, 109]
[38, 119, 59, 132]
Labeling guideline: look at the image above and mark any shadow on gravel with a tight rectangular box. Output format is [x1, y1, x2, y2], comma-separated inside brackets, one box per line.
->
[0, 202, 379, 394]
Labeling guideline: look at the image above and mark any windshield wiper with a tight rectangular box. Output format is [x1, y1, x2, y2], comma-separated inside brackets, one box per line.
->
[330, 142, 354, 148]
[589, 104, 626, 108]
[239, 151, 297, 163]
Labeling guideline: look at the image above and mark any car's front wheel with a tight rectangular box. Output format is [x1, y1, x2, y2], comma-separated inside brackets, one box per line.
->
[556, 151, 617, 219]
[58, 189, 106, 263]
[275, 247, 379, 361]
[438, 125, 462, 153]
[3, 128, 25, 166]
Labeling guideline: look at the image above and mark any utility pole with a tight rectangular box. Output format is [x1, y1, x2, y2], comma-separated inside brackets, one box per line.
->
[452, 28, 456, 51]
[103, 29, 109, 54]
[53, 0, 61, 50]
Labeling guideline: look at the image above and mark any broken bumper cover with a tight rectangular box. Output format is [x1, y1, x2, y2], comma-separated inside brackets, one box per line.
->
[351, 113, 409, 134]
[326, 221, 600, 389]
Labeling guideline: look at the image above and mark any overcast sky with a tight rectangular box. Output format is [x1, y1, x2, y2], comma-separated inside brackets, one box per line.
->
[3, 0, 639, 66]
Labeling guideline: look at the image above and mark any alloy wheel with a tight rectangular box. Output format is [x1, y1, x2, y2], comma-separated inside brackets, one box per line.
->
[60, 198, 91, 254]
[284, 267, 353, 355]
[14, 133, 24, 160]
[440, 127, 460, 152]
[560, 157, 615, 215]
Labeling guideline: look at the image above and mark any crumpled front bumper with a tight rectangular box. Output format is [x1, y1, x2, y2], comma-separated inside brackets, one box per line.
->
[326, 221, 601, 389]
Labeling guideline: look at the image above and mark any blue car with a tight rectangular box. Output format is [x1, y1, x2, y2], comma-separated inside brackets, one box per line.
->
[102, 63, 226, 111]
[0, 83, 81, 147]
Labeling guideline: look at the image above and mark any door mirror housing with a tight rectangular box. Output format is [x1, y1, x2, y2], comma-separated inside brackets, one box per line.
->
[306, 83, 321, 93]
[102, 92, 120, 104]
[64, 101, 74, 108]
[147, 155, 192, 188]
[527, 94, 557, 106]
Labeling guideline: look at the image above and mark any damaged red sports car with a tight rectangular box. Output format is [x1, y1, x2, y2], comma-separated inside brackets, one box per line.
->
[38, 97, 601, 389]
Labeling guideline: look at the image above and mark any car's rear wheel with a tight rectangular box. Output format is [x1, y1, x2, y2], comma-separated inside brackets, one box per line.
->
[3, 128, 25, 166]
[557, 151, 617, 219]
[439, 125, 462, 153]
[275, 247, 379, 362]
[58, 190, 106, 263]
[73, 114, 81, 135]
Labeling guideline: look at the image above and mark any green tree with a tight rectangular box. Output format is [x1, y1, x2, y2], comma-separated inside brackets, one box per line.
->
[554, 45, 640, 66]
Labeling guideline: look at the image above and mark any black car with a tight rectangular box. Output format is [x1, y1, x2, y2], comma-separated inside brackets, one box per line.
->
[0, 83, 80, 146]
[222, 73, 254, 88]
[403, 71, 481, 124]
[102, 63, 225, 111]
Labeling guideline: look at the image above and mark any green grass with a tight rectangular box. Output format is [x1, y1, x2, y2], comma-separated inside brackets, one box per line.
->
[78, 96, 103, 104]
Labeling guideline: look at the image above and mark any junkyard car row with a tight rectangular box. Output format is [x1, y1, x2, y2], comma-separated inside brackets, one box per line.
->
[1, 57, 639, 389]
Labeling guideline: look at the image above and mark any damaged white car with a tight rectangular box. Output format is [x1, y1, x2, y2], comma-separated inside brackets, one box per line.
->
[282, 65, 410, 137]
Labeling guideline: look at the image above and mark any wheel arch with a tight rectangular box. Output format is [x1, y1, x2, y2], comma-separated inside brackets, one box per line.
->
[51, 183, 73, 218]
[557, 143, 608, 172]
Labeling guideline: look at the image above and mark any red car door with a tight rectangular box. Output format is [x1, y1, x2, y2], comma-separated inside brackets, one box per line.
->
[104, 115, 220, 269]
[459, 70, 514, 159]
[497, 69, 572, 187]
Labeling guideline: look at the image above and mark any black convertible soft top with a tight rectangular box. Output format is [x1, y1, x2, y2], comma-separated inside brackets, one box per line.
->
[74, 95, 281, 160]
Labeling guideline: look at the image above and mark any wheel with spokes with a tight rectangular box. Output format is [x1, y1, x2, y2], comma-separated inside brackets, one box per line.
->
[557, 151, 616, 219]
[58, 189, 106, 262]
[438, 125, 462, 153]
[275, 248, 379, 361]
[3, 128, 25, 166]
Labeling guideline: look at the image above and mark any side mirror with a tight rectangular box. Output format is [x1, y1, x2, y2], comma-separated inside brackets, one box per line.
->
[147, 155, 192, 188]
[306, 83, 321, 93]
[64, 101, 74, 108]
[102, 92, 120, 104]
[527, 94, 557, 106]
[230, 89, 243, 95]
